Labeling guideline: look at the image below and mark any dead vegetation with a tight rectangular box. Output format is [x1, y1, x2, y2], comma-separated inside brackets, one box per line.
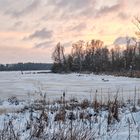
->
[0, 91, 140, 139]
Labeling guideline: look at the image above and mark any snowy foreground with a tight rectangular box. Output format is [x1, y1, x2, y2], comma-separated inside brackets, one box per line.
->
[0, 71, 140, 139]
[0, 96, 140, 140]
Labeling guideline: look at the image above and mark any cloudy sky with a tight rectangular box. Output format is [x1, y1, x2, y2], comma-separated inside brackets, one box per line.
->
[0, 0, 140, 63]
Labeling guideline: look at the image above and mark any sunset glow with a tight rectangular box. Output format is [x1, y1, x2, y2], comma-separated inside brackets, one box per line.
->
[0, 0, 140, 63]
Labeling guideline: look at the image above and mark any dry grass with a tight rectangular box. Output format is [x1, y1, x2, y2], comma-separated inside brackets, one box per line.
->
[0, 90, 139, 139]
[0, 109, 7, 115]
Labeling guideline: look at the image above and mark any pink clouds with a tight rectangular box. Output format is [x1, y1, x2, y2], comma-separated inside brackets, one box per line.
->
[0, 0, 139, 63]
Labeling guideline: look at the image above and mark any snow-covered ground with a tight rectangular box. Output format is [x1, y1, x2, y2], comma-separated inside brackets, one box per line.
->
[0, 97, 140, 140]
[0, 71, 140, 139]
[0, 71, 140, 100]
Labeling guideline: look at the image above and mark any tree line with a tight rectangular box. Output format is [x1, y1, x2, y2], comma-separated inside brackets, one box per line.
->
[52, 17, 140, 74]
[52, 39, 140, 74]
[0, 63, 52, 71]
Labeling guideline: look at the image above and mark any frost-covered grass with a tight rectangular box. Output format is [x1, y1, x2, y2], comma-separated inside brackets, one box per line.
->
[0, 93, 140, 140]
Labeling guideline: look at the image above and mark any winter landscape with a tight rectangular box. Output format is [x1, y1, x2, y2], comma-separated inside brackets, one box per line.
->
[0, 71, 140, 139]
[0, 0, 140, 139]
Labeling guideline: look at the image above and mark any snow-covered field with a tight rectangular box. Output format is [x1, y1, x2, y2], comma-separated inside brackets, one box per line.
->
[0, 71, 140, 100]
[0, 71, 140, 139]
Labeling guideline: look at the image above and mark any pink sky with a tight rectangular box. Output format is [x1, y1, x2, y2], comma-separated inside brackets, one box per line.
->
[0, 0, 140, 63]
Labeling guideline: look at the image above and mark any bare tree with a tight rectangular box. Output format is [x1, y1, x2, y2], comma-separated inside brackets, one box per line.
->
[133, 17, 140, 38]
[71, 40, 84, 73]
[52, 42, 66, 72]
[52, 42, 65, 64]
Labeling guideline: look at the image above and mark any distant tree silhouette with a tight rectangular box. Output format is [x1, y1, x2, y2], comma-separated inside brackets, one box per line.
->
[52, 36, 140, 73]
[52, 42, 67, 73]
[0, 63, 52, 71]
[71, 40, 84, 73]
[133, 17, 140, 39]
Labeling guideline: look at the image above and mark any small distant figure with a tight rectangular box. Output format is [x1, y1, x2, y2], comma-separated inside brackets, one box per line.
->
[21, 71, 23, 75]
[102, 78, 109, 82]
[63, 91, 65, 97]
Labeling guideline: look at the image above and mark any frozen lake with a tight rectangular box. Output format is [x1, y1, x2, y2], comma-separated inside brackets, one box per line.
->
[0, 71, 140, 100]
